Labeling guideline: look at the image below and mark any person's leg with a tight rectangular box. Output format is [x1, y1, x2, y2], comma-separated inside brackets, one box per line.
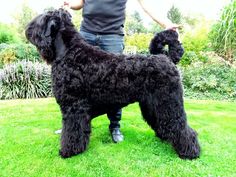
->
[99, 34, 124, 54]
[99, 34, 125, 143]
[79, 31, 97, 45]
[80, 32, 124, 143]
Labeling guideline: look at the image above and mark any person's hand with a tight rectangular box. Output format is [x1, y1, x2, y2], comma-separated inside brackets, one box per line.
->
[164, 23, 182, 31]
[63, 1, 71, 8]
[163, 22, 182, 42]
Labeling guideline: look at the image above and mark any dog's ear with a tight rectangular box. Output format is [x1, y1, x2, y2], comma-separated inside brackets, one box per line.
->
[58, 8, 72, 30]
[39, 17, 61, 64]
[45, 19, 58, 37]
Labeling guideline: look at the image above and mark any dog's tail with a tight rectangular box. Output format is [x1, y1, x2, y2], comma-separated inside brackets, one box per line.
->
[149, 30, 184, 64]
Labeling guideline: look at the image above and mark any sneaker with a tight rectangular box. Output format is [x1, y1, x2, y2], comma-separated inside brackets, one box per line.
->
[110, 128, 124, 143]
[55, 129, 62, 134]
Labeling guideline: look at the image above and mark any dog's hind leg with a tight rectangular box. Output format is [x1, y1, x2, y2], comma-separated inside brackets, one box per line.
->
[139, 81, 200, 159]
[59, 100, 91, 158]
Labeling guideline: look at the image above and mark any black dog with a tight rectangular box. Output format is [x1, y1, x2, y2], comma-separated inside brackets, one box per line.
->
[25, 9, 200, 159]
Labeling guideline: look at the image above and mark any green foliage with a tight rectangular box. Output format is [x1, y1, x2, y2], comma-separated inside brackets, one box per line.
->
[12, 43, 40, 61]
[180, 51, 198, 66]
[147, 22, 162, 34]
[0, 24, 19, 44]
[209, 0, 236, 62]
[125, 33, 153, 54]
[0, 43, 40, 68]
[182, 27, 209, 53]
[167, 5, 183, 24]
[181, 61, 236, 100]
[180, 24, 210, 66]
[0, 48, 16, 67]
[72, 10, 83, 29]
[0, 61, 51, 99]
[125, 11, 147, 35]
[182, 15, 198, 27]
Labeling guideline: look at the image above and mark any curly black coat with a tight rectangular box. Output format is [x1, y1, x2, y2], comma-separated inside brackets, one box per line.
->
[25, 9, 200, 159]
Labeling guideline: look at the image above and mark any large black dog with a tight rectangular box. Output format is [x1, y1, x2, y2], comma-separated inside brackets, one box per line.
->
[25, 9, 200, 159]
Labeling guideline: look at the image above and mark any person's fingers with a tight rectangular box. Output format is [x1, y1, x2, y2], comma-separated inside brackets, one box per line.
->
[165, 26, 177, 31]
[63, 1, 70, 7]
[64, 1, 69, 5]
[175, 24, 183, 30]
[61, 1, 71, 10]
[165, 24, 183, 31]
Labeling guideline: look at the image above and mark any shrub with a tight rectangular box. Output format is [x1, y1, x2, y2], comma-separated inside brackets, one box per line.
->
[125, 33, 153, 54]
[182, 24, 209, 53]
[0, 48, 16, 67]
[180, 51, 198, 66]
[0, 61, 52, 99]
[181, 61, 236, 100]
[180, 26, 210, 66]
[12, 43, 40, 61]
[0, 43, 40, 68]
[180, 51, 209, 66]
[0, 24, 19, 44]
[209, 0, 236, 62]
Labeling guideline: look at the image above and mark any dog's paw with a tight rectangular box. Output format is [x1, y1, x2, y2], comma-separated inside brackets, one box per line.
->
[178, 145, 200, 160]
[174, 128, 201, 160]
[59, 149, 79, 158]
[59, 150, 72, 158]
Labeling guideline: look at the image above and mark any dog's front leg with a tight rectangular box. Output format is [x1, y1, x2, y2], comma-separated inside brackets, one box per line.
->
[59, 100, 91, 158]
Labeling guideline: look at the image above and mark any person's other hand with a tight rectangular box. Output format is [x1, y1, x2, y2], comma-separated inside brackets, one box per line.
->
[164, 23, 182, 31]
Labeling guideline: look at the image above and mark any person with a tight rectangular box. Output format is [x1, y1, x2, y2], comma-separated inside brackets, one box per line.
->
[60, 0, 180, 143]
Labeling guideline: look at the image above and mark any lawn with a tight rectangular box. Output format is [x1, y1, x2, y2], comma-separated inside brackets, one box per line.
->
[0, 98, 236, 177]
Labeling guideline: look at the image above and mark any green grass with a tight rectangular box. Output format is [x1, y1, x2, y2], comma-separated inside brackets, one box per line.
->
[0, 98, 236, 177]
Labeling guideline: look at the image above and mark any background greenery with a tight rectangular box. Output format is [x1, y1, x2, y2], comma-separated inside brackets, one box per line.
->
[209, 0, 236, 62]
[0, 61, 51, 99]
[0, 1, 235, 100]
[0, 98, 236, 177]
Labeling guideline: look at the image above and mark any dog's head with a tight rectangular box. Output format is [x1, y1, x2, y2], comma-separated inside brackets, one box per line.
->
[25, 8, 72, 64]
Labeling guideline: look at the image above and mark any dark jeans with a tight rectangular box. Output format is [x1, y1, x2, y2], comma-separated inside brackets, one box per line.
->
[80, 31, 124, 129]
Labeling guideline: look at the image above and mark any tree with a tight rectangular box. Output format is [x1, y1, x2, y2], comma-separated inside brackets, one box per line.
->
[0, 23, 19, 44]
[147, 22, 162, 34]
[14, 1, 37, 42]
[125, 11, 147, 35]
[183, 16, 198, 27]
[167, 5, 182, 24]
[209, 0, 236, 62]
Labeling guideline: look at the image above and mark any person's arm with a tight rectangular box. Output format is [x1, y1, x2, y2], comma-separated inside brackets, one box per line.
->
[137, 0, 180, 30]
[64, 0, 84, 10]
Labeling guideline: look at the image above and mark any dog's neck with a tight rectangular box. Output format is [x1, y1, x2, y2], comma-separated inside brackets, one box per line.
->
[54, 25, 114, 62]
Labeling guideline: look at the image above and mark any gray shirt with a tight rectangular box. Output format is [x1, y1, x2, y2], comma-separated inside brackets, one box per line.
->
[80, 0, 127, 35]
